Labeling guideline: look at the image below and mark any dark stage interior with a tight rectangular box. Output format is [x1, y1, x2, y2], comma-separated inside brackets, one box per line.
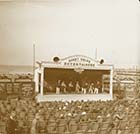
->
[43, 68, 110, 94]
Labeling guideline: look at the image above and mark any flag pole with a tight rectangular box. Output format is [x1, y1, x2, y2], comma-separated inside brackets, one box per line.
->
[33, 44, 35, 80]
[95, 48, 97, 60]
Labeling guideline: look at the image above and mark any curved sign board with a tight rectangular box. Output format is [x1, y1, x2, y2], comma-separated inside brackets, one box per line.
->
[40, 55, 112, 70]
[61, 55, 97, 63]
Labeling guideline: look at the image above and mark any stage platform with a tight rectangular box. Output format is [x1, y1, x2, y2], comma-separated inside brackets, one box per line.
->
[36, 93, 113, 102]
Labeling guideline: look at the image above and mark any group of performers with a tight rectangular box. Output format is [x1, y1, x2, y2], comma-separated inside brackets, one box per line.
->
[55, 80, 101, 94]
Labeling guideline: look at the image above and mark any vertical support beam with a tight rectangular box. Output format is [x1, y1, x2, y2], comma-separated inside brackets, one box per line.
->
[40, 67, 44, 95]
[110, 67, 113, 99]
[102, 75, 104, 93]
[34, 68, 41, 93]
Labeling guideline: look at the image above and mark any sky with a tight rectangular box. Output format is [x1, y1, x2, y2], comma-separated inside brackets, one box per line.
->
[0, 0, 140, 68]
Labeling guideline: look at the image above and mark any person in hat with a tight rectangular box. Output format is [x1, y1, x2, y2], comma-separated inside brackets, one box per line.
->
[6, 111, 18, 134]
[30, 113, 40, 134]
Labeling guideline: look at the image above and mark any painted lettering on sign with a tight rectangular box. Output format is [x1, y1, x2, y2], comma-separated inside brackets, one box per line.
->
[68, 58, 91, 63]
[64, 62, 95, 67]
[68, 58, 79, 62]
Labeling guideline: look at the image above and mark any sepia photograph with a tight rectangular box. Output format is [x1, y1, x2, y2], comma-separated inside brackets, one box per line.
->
[0, 0, 140, 134]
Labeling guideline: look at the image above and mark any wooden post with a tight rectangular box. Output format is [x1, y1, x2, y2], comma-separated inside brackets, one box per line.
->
[110, 67, 113, 99]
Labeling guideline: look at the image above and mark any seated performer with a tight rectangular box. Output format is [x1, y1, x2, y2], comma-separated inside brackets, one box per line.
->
[75, 81, 81, 93]
[88, 83, 95, 94]
[94, 81, 100, 94]
[82, 82, 88, 94]
[94, 87, 99, 94]
[61, 81, 67, 93]
[56, 80, 61, 94]
[68, 81, 74, 93]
